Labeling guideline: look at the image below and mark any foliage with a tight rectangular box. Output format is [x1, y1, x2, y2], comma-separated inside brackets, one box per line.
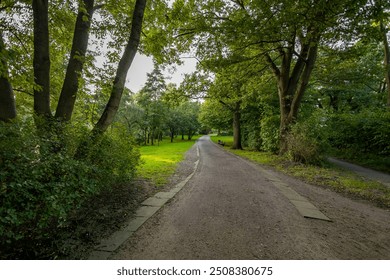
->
[0, 118, 139, 258]
[137, 136, 198, 186]
[259, 115, 280, 153]
[286, 110, 330, 165]
[327, 110, 390, 159]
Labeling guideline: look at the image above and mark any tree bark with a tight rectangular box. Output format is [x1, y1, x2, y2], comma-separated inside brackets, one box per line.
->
[0, 32, 17, 122]
[55, 0, 95, 121]
[32, 0, 51, 117]
[93, 0, 146, 133]
[266, 33, 319, 154]
[232, 101, 242, 150]
[380, 20, 390, 108]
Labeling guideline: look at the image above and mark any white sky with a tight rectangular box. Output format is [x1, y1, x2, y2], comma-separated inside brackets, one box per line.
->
[125, 53, 198, 93]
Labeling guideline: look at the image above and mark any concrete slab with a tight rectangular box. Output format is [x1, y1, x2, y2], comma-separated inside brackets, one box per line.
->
[135, 206, 160, 218]
[95, 230, 135, 252]
[290, 199, 318, 210]
[277, 186, 309, 202]
[296, 207, 331, 222]
[142, 197, 169, 207]
[155, 192, 176, 199]
[123, 216, 149, 232]
[88, 250, 112, 260]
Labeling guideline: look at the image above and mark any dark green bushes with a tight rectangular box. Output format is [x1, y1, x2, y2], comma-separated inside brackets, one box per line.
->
[260, 115, 280, 153]
[0, 119, 139, 258]
[286, 111, 330, 165]
[285, 110, 389, 167]
[327, 111, 390, 157]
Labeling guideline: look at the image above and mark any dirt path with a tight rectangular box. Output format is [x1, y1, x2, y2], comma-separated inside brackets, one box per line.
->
[328, 157, 390, 187]
[111, 136, 390, 260]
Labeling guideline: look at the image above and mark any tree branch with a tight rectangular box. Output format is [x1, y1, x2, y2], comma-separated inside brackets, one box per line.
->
[265, 53, 281, 78]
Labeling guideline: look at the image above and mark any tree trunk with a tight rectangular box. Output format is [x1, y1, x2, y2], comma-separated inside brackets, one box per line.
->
[266, 32, 319, 154]
[75, 0, 146, 159]
[380, 20, 390, 108]
[55, 0, 95, 121]
[232, 102, 242, 150]
[93, 0, 146, 134]
[32, 0, 51, 117]
[0, 32, 16, 122]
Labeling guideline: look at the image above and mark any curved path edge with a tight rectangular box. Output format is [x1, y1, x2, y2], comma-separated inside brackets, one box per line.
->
[87, 143, 200, 260]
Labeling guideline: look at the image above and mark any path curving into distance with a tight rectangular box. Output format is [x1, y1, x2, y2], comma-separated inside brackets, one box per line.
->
[109, 135, 390, 260]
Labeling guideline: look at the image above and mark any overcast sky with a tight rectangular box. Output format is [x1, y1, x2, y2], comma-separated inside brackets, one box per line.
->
[125, 53, 198, 93]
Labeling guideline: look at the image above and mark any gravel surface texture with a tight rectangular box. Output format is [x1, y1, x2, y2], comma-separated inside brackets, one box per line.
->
[111, 136, 390, 260]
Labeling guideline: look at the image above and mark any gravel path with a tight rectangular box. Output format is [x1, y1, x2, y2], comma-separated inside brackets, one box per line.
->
[111, 136, 390, 260]
[328, 157, 390, 187]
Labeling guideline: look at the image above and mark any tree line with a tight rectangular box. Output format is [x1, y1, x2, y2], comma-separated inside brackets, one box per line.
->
[0, 0, 389, 258]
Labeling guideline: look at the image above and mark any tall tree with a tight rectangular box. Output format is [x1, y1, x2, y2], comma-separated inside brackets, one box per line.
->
[0, 31, 16, 122]
[55, 0, 95, 121]
[32, 0, 51, 117]
[172, 0, 363, 153]
[93, 0, 147, 134]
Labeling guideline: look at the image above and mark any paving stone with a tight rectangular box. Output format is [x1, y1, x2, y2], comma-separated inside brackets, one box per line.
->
[142, 197, 169, 207]
[88, 250, 112, 260]
[277, 187, 309, 202]
[95, 230, 135, 252]
[123, 216, 149, 232]
[290, 199, 318, 210]
[155, 192, 176, 199]
[296, 207, 331, 222]
[135, 206, 160, 218]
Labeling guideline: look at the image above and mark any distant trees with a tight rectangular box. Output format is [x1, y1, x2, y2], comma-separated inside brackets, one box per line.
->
[172, 0, 382, 154]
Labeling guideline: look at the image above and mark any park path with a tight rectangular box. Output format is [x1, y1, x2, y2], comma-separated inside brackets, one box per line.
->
[328, 157, 390, 188]
[111, 136, 390, 259]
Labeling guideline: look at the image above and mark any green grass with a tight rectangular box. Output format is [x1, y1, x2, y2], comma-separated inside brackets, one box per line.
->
[137, 136, 198, 186]
[210, 135, 390, 208]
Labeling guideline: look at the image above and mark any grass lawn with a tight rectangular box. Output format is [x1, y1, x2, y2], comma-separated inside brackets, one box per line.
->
[137, 136, 199, 186]
[210, 135, 390, 208]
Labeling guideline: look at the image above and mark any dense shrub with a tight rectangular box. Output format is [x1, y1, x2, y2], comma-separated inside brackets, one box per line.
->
[0, 119, 139, 258]
[327, 110, 390, 157]
[260, 115, 279, 153]
[286, 111, 330, 165]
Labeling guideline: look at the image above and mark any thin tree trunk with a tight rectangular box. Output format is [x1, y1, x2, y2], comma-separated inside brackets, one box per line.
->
[32, 0, 51, 117]
[380, 20, 390, 108]
[55, 0, 95, 121]
[93, 0, 146, 133]
[75, 0, 146, 159]
[232, 102, 242, 150]
[0, 32, 16, 122]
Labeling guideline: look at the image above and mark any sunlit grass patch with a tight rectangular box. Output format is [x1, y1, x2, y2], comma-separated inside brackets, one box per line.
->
[137, 137, 197, 186]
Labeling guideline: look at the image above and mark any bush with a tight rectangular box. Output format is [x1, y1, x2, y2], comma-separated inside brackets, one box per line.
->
[286, 111, 330, 165]
[327, 110, 390, 157]
[0, 118, 139, 258]
[260, 115, 279, 153]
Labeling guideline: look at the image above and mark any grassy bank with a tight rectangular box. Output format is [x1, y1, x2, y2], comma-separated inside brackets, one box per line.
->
[137, 136, 199, 186]
[210, 136, 390, 208]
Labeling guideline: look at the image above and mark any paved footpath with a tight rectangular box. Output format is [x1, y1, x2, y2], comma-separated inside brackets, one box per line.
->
[328, 157, 390, 188]
[90, 136, 390, 260]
